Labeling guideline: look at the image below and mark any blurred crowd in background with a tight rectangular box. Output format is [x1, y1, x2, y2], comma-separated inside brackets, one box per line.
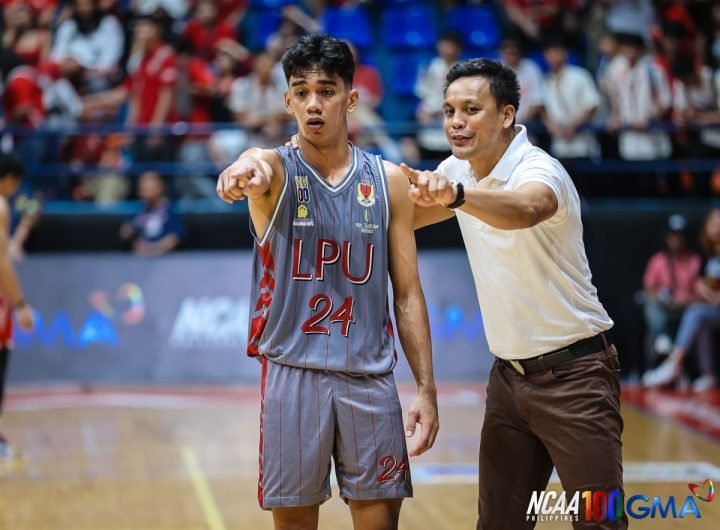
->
[1, 0, 720, 205]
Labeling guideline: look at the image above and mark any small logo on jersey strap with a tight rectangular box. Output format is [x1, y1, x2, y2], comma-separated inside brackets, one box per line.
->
[357, 181, 375, 207]
[294, 176, 310, 203]
[293, 204, 314, 227]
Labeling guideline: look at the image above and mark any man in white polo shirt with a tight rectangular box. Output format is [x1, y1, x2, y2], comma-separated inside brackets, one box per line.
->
[401, 58, 625, 530]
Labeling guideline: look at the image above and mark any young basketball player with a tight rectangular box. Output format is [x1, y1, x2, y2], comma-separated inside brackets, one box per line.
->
[0, 153, 35, 459]
[216, 34, 438, 530]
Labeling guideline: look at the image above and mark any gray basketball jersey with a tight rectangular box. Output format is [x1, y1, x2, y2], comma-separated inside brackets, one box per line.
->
[248, 145, 396, 374]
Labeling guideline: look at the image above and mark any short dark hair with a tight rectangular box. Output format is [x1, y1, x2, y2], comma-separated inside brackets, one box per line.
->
[281, 33, 354, 87]
[439, 29, 465, 49]
[0, 153, 24, 180]
[444, 58, 520, 115]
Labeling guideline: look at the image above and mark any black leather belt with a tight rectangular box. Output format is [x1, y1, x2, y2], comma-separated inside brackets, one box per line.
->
[500, 330, 613, 375]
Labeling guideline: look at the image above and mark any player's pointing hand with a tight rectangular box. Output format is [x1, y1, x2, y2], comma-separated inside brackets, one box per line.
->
[216, 156, 271, 204]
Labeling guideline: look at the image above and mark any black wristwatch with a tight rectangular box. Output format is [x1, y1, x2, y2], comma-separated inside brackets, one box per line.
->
[444, 181, 465, 209]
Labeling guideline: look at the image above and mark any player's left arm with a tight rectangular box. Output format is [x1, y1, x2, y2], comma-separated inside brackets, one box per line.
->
[384, 160, 439, 457]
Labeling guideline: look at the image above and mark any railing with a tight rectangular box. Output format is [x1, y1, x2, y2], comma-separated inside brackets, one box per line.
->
[5, 120, 720, 212]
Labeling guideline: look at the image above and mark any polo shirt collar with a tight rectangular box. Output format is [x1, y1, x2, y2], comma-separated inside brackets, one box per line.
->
[486, 125, 531, 182]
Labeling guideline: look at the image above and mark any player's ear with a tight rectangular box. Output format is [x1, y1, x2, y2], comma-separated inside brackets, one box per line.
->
[284, 91, 294, 115]
[347, 88, 359, 113]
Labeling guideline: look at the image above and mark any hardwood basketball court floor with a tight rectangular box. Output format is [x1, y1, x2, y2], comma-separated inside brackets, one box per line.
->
[1, 384, 719, 529]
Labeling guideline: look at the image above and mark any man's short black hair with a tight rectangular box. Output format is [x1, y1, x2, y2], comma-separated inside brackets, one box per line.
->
[0, 153, 24, 180]
[444, 58, 521, 116]
[281, 33, 355, 87]
[439, 29, 465, 49]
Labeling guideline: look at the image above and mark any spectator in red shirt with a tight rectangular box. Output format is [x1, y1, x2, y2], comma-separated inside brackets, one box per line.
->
[176, 38, 218, 198]
[182, 0, 237, 61]
[503, 0, 563, 46]
[641, 214, 702, 365]
[191, 0, 247, 28]
[80, 12, 178, 164]
[1, 1, 52, 68]
[127, 13, 178, 163]
[1, 64, 45, 128]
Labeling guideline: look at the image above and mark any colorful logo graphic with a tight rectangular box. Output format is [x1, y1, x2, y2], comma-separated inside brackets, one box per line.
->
[16, 283, 145, 350]
[90, 283, 145, 325]
[357, 181, 375, 207]
[688, 480, 715, 502]
[527, 488, 707, 523]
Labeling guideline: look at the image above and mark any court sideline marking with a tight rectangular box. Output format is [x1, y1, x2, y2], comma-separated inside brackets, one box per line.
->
[181, 446, 227, 530]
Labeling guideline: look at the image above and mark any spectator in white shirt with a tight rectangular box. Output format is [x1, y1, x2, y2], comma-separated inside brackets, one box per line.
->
[415, 30, 464, 158]
[50, 0, 124, 93]
[607, 32, 672, 163]
[210, 51, 290, 165]
[541, 35, 601, 196]
[499, 34, 543, 127]
[541, 35, 600, 160]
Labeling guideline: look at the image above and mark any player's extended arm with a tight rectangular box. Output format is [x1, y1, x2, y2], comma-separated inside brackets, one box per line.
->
[0, 198, 34, 331]
[385, 161, 439, 457]
[216, 148, 285, 240]
[402, 164, 558, 230]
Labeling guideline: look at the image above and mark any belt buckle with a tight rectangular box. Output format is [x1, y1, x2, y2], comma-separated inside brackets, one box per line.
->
[509, 360, 525, 375]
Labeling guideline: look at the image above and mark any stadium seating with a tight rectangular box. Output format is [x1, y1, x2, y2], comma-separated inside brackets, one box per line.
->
[322, 6, 373, 50]
[382, 6, 437, 50]
[445, 6, 500, 52]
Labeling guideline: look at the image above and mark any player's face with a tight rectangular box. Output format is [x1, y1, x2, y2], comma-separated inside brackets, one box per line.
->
[285, 69, 358, 145]
[443, 76, 514, 161]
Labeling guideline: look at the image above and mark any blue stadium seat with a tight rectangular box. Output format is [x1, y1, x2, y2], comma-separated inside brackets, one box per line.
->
[248, 0, 294, 8]
[388, 52, 433, 97]
[322, 7, 373, 50]
[446, 6, 500, 51]
[383, 0, 427, 4]
[246, 8, 283, 51]
[382, 6, 437, 50]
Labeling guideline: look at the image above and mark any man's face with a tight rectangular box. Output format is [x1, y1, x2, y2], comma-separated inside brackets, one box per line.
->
[138, 172, 164, 203]
[0, 174, 21, 198]
[666, 232, 686, 254]
[285, 69, 358, 146]
[438, 40, 461, 63]
[134, 19, 160, 49]
[543, 46, 566, 71]
[500, 43, 521, 67]
[443, 76, 514, 161]
[75, 0, 94, 20]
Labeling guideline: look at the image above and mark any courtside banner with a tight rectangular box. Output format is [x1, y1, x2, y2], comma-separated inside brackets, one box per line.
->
[12, 251, 491, 384]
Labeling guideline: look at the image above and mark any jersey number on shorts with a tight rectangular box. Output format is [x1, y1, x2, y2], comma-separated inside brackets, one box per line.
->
[301, 294, 356, 336]
[377, 455, 409, 483]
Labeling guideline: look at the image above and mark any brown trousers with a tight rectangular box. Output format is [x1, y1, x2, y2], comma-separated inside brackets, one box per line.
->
[478, 344, 628, 529]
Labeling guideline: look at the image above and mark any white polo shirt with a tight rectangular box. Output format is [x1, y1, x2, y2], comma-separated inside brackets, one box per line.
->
[437, 125, 613, 359]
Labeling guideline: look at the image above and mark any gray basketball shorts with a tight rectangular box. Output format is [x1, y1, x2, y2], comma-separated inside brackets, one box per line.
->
[257, 358, 413, 509]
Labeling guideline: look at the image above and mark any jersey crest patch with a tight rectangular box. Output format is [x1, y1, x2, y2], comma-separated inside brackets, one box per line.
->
[357, 181, 375, 207]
